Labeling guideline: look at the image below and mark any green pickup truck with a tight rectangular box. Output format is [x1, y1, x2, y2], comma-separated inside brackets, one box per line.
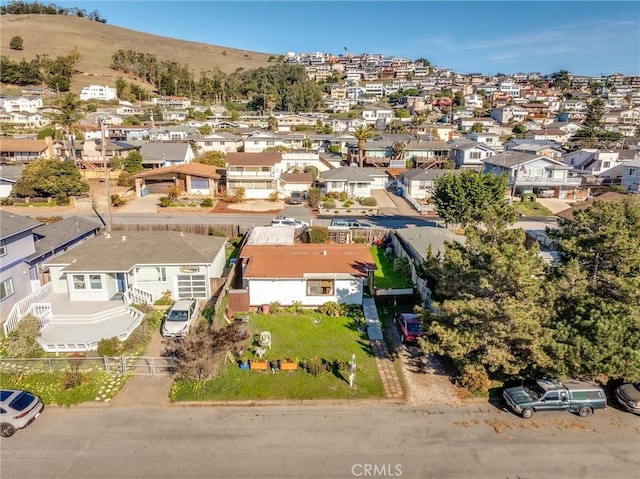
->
[503, 378, 607, 419]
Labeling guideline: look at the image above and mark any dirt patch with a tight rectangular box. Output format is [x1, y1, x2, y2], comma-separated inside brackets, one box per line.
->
[395, 341, 463, 407]
[212, 200, 284, 214]
[484, 418, 513, 434]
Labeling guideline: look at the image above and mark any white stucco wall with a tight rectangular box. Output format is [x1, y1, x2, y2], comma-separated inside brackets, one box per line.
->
[248, 278, 363, 306]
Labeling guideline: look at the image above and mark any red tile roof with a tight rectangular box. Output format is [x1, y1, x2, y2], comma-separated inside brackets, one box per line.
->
[240, 243, 376, 278]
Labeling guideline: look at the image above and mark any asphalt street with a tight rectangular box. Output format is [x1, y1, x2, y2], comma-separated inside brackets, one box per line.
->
[1, 403, 638, 479]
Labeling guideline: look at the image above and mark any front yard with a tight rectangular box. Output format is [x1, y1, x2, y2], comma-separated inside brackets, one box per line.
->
[170, 311, 385, 401]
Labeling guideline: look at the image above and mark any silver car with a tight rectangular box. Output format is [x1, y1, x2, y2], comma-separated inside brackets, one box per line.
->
[1, 389, 44, 437]
[161, 298, 200, 338]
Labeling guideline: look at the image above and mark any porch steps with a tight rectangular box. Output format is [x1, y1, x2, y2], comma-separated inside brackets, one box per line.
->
[49, 304, 138, 325]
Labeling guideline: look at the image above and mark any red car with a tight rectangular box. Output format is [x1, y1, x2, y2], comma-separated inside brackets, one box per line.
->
[393, 312, 425, 343]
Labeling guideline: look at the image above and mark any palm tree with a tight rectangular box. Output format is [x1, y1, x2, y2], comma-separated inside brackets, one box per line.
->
[49, 93, 84, 161]
[353, 124, 373, 167]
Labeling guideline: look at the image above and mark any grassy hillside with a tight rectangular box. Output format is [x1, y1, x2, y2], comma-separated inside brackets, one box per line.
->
[0, 14, 275, 93]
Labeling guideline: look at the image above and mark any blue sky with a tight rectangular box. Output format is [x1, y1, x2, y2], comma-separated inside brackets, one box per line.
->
[26, 1, 640, 76]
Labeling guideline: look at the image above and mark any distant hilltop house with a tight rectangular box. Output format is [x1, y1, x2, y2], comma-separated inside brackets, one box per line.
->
[79, 85, 118, 101]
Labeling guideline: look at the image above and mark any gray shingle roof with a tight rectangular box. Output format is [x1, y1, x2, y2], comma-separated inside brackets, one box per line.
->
[26, 216, 103, 262]
[140, 143, 192, 162]
[321, 166, 384, 182]
[0, 211, 42, 241]
[395, 226, 465, 260]
[46, 231, 227, 272]
[400, 169, 459, 181]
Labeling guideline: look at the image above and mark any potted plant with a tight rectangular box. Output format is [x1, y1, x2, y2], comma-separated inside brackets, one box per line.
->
[249, 359, 269, 370]
[279, 357, 298, 371]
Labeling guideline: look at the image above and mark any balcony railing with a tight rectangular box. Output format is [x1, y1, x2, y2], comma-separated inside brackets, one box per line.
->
[226, 171, 274, 178]
[3, 283, 52, 336]
[512, 176, 582, 187]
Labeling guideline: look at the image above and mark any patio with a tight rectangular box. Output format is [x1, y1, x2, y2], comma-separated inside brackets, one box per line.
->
[35, 292, 144, 353]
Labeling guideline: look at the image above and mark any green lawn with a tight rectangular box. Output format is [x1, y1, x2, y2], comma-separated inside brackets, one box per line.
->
[370, 246, 413, 289]
[170, 312, 385, 401]
[512, 200, 554, 217]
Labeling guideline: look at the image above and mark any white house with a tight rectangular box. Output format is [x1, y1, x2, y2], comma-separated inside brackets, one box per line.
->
[225, 151, 283, 199]
[320, 166, 388, 196]
[448, 138, 495, 169]
[46, 231, 227, 303]
[237, 244, 375, 307]
[621, 158, 640, 193]
[483, 151, 581, 199]
[562, 149, 636, 176]
[189, 132, 242, 154]
[2, 95, 43, 113]
[79, 85, 117, 101]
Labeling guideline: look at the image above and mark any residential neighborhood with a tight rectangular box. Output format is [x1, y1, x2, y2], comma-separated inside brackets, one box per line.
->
[0, 3, 639, 478]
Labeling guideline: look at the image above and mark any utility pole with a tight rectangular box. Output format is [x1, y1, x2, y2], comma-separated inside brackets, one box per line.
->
[98, 117, 113, 234]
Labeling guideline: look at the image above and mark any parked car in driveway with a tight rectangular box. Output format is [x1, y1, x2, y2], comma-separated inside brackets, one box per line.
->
[1, 389, 44, 437]
[393, 312, 425, 343]
[271, 216, 309, 229]
[288, 191, 303, 205]
[615, 381, 640, 414]
[161, 298, 200, 338]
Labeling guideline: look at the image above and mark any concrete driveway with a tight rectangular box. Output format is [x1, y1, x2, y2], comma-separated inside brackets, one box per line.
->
[116, 193, 163, 213]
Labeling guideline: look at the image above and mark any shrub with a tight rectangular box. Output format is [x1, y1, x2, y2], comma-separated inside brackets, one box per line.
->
[343, 200, 354, 207]
[97, 337, 122, 357]
[322, 200, 336, 209]
[521, 193, 537, 202]
[458, 365, 490, 392]
[59, 369, 86, 390]
[208, 227, 227, 237]
[268, 191, 279, 201]
[338, 191, 348, 201]
[158, 196, 172, 207]
[353, 237, 365, 244]
[269, 301, 283, 314]
[307, 226, 329, 243]
[201, 198, 213, 208]
[318, 301, 341, 316]
[117, 171, 135, 187]
[327, 191, 340, 199]
[307, 357, 323, 376]
[6, 315, 41, 358]
[111, 194, 125, 207]
[55, 193, 69, 205]
[360, 197, 377, 206]
[392, 256, 411, 277]
[285, 300, 304, 314]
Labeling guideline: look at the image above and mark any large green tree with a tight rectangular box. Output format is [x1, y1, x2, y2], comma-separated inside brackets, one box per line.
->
[12, 159, 89, 198]
[48, 93, 84, 160]
[421, 218, 552, 382]
[353, 124, 373, 167]
[545, 198, 640, 381]
[432, 171, 513, 228]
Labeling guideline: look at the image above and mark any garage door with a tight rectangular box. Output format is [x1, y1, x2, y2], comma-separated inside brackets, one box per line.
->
[176, 274, 208, 299]
[145, 181, 175, 194]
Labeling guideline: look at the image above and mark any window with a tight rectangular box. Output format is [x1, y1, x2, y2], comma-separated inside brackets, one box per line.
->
[545, 392, 559, 401]
[469, 152, 481, 159]
[72, 274, 86, 290]
[0, 240, 5, 256]
[602, 161, 611, 169]
[0, 278, 14, 300]
[89, 274, 102, 290]
[136, 267, 167, 282]
[191, 178, 209, 189]
[307, 279, 334, 296]
[629, 168, 636, 176]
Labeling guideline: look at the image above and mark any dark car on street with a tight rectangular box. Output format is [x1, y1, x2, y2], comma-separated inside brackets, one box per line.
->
[393, 312, 425, 343]
[615, 381, 640, 414]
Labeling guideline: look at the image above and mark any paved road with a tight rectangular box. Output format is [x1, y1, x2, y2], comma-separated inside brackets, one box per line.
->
[2, 404, 638, 479]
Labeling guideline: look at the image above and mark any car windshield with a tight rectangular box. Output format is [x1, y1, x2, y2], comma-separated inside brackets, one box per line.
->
[524, 381, 546, 399]
[167, 310, 189, 321]
[633, 381, 640, 391]
[406, 322, 423, 333]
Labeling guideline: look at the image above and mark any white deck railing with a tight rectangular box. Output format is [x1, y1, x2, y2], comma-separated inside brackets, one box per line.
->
[3, 283, 52, 336]
[31, 303, 52, 329]
[127, 286, 154, 305]
[403, 193, 430, 214]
